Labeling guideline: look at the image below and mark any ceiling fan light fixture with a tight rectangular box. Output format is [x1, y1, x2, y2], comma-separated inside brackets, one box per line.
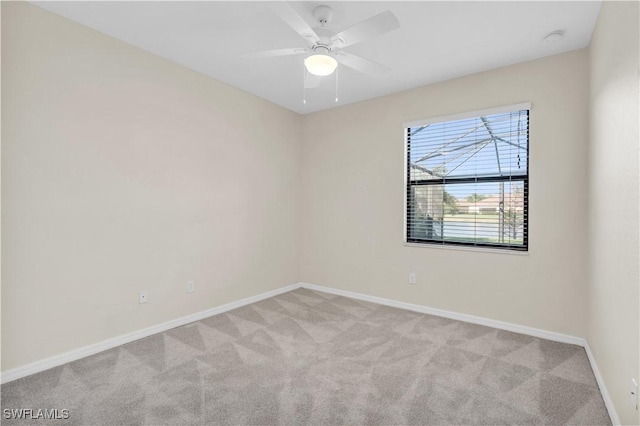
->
[304, 54, 337, 76]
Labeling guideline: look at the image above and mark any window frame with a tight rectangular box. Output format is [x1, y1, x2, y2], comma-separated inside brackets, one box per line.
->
[403, 103, 531, 252]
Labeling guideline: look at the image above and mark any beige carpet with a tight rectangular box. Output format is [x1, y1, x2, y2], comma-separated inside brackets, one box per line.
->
[1, 288, 610, 425]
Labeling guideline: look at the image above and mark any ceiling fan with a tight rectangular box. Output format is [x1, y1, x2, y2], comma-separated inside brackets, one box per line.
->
[242, 3, 400, 89]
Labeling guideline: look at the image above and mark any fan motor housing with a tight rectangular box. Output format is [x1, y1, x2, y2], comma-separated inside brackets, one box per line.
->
[312, 45, 331, 55]
[313, 26, 343, 48]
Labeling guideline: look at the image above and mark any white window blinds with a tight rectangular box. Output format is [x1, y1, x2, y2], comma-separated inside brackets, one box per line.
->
[405, 105, 530, 251]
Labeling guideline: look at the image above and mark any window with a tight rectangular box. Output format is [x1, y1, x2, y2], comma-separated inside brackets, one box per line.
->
[404, 104, 530, 251]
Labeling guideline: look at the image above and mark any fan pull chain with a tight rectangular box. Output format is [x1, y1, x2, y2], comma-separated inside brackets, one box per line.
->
[303, 65, 307, 105]
[335, 65, 339, 103]
[302, 62, 307, 105]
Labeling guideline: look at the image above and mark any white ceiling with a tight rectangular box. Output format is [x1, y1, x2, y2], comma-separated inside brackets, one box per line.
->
[34, 1, 601, 114]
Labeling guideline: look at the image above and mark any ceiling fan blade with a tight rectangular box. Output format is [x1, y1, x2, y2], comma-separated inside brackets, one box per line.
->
[336, 52, 391, 76]
[270, 2, 320, 46]
[241, 47, 308, 59]
[304, 72, 321, 89]
[331, 11, 399, 49]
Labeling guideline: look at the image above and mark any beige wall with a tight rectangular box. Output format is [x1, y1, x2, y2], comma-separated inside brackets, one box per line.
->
[301, 50, 590, 338]
[3, 7, 638, 424]
[588, 2, 640, 425]
[1, 2, 301, 371]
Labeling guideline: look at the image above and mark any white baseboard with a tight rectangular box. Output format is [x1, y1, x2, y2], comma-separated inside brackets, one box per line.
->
[0, 283, 300, 384]
[583, 342, 621, 426]
[300, 282, 619, 425]
[301, 282, 584, 345]
[1, 280, 620, 426]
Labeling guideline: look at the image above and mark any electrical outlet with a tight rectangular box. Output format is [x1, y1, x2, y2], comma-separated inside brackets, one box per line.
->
[409, 273, 416, 284]
[187, 280, 195, 293]
[139, 290, 148, 304]
[631, 378, 638, 409]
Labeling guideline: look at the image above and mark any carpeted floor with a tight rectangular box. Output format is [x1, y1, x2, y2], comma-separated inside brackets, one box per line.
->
[2, 288, 610, 425]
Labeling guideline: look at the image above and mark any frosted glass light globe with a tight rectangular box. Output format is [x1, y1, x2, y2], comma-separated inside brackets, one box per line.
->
[304, 54, 338, 76]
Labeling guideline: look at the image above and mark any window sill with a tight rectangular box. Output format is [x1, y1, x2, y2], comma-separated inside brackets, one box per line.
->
[403, 242, 529, 256]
